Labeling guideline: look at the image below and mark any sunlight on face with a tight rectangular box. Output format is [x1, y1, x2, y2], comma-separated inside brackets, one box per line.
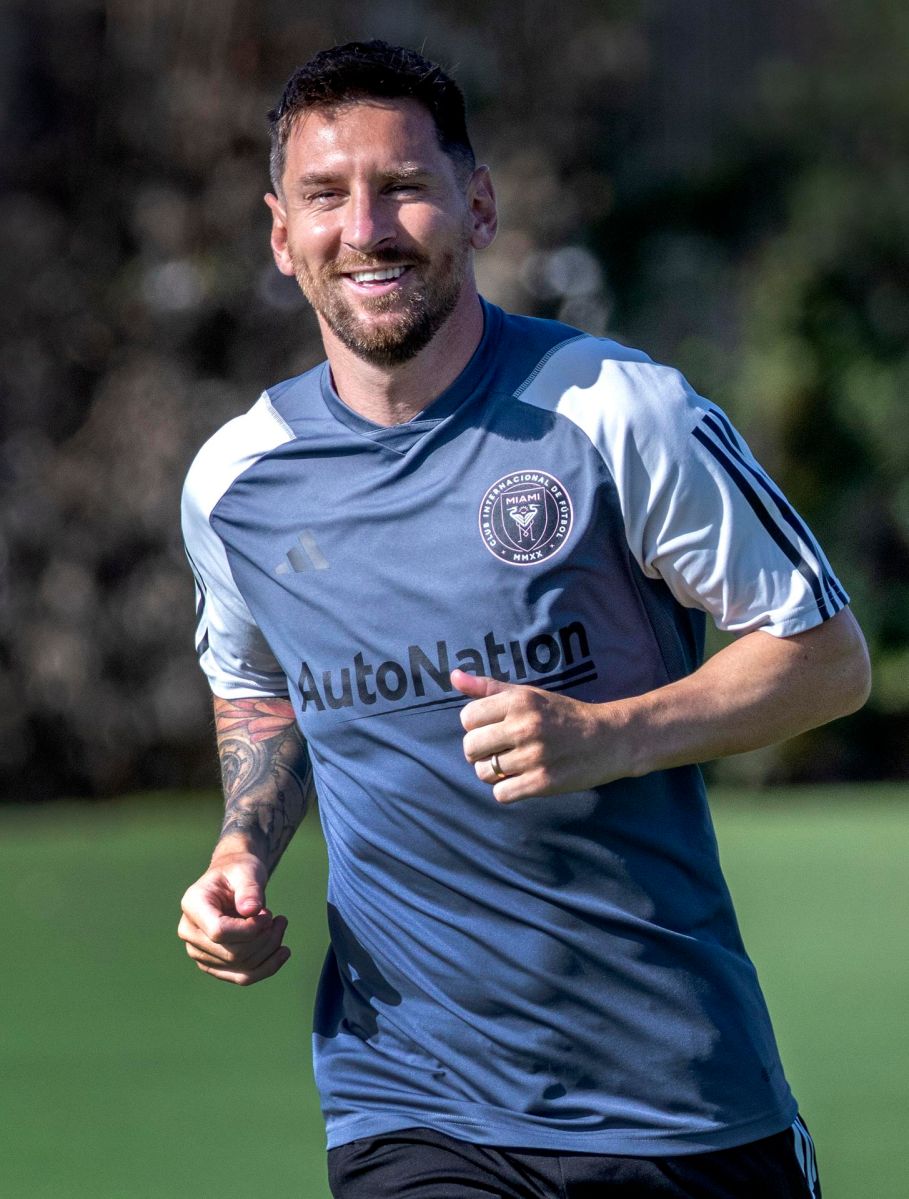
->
[283, 100, 475, 366]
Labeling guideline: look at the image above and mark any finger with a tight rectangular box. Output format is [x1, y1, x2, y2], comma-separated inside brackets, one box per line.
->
[181, 891, 275, 944]
[491, 772, 541, 805]
[186, 926, 285, 972]
[181, 917, 283, 968]
[458, 692, 511, 733]
[451, 670, 511, 704]
[240, 924, 290, 971]
[474, 750, 517, 785]
[178, 914, 235, 963]
[462, 725, 511, 763]
[186, 944, 240, 969]
[491, 756, 558, 804]
[182, 913, 285, 959]
[179, 913, 288, 966]
[196, 944, 292, 986]
[492, 779, 521, 805]
[202, 911, 274, 944]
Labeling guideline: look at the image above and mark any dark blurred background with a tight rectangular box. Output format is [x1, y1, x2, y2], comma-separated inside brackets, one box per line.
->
[2, 0, 907, 801]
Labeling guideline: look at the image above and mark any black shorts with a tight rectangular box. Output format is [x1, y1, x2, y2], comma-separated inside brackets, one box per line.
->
[328, 1116, 821, 1199]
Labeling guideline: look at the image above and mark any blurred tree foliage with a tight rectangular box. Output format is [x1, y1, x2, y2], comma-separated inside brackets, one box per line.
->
[0, 0, 905, 799]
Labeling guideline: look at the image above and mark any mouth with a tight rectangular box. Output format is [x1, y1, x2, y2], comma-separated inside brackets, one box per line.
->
[340, 264, 412, 295]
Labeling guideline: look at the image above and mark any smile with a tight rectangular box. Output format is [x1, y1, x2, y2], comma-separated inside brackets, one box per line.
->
[346, 266, 408, 284]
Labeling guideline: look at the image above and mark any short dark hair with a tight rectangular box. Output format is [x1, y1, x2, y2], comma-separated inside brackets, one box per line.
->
[267, 40, 476, 195]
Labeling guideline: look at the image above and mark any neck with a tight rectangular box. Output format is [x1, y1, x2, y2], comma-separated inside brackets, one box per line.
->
[320, 286, 485, 426]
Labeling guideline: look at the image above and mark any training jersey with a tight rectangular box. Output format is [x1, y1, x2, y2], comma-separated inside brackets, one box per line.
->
[182, 300, 847, 1155]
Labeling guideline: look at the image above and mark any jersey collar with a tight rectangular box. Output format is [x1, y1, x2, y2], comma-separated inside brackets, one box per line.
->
[319, 299, 503, 441]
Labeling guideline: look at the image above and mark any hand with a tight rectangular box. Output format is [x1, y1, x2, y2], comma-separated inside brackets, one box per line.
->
[178, 850, 291, 985]
[452, 669, 631, 803]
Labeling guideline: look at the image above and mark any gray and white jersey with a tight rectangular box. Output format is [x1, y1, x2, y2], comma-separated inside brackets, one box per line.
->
[183, 301, 845, 1154]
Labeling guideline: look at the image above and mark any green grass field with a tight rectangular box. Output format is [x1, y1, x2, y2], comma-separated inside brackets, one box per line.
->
[1, 787, 906, 1198]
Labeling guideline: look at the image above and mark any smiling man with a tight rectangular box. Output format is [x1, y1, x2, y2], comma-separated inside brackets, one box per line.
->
[178, 41, 869, 1199]
[271, 102, 479, 370]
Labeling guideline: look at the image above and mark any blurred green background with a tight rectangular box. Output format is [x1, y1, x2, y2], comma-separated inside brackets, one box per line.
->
[2, 790, 907, 1198]
[1, 1, 907, 1196]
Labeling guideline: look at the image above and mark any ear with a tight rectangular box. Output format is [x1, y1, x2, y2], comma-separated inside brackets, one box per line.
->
[264, 192, 296, 277]
[466, 166, 498, 251]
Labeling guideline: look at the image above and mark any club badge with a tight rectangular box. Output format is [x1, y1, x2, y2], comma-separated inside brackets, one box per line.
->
[478, 470, 573, 566]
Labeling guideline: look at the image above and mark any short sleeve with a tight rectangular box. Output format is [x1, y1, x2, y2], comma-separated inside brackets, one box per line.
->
[601, 362, 849, 636]
[519, 339, 848, 637]
[182, 488, 288, 698]
[181, 402, 292, 698]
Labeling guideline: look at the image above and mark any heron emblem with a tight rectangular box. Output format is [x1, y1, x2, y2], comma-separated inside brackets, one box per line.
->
[508, 504, 539, 540]
[478, 470, 574, 567]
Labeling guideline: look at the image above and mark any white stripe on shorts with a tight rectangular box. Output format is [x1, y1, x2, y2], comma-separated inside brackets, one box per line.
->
[791, 1115, 819, 1197]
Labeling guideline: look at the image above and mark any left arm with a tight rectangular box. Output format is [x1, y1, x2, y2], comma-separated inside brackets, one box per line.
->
[456, 607, 871, 804]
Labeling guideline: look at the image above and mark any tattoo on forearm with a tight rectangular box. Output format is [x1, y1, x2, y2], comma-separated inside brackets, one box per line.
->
[214, 697, 313, 871]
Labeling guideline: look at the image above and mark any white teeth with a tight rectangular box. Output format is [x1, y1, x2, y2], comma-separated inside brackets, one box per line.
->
[349, 267, 406, 283]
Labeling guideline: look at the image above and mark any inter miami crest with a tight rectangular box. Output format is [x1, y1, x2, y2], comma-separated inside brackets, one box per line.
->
[478, 470, 573, 566]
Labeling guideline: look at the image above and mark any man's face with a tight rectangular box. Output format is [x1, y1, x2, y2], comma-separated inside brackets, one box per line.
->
[267, 99, 492, 366]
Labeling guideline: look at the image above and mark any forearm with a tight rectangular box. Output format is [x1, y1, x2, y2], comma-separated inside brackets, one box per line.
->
[460, 607, 870, 801]
[620, 607, 871, 777]
[212, 695, 313, 874]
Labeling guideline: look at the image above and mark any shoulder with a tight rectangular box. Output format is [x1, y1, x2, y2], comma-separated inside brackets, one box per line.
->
[510, 322, 708, 456]
[182, 390, 296, 525]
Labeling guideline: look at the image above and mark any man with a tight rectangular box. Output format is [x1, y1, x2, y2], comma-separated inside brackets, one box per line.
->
[179, 40, 869, 1199]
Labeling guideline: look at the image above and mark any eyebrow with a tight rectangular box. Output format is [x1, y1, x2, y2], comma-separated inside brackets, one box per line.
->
[293, 164, 432, 192]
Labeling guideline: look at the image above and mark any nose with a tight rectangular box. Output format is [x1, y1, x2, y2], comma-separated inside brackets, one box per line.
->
[341, 187, 396, 254]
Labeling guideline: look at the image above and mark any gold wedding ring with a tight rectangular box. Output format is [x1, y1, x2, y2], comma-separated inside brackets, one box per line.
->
[489, 753, 507, 781]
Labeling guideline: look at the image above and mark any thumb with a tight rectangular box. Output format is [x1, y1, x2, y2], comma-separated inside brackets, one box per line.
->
[450, 668, 511, 700]
[228, 864, 268, 917]
[235, 890, 266, 917]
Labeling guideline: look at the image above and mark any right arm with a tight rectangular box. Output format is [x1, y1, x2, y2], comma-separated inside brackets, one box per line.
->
[177, 696, 313, 985]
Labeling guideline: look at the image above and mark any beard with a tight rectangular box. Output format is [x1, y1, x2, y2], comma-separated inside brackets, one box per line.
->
[291, 238, 470, 367]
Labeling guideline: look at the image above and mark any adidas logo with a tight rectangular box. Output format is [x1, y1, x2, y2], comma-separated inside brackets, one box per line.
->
[275, 530, 328, 574]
